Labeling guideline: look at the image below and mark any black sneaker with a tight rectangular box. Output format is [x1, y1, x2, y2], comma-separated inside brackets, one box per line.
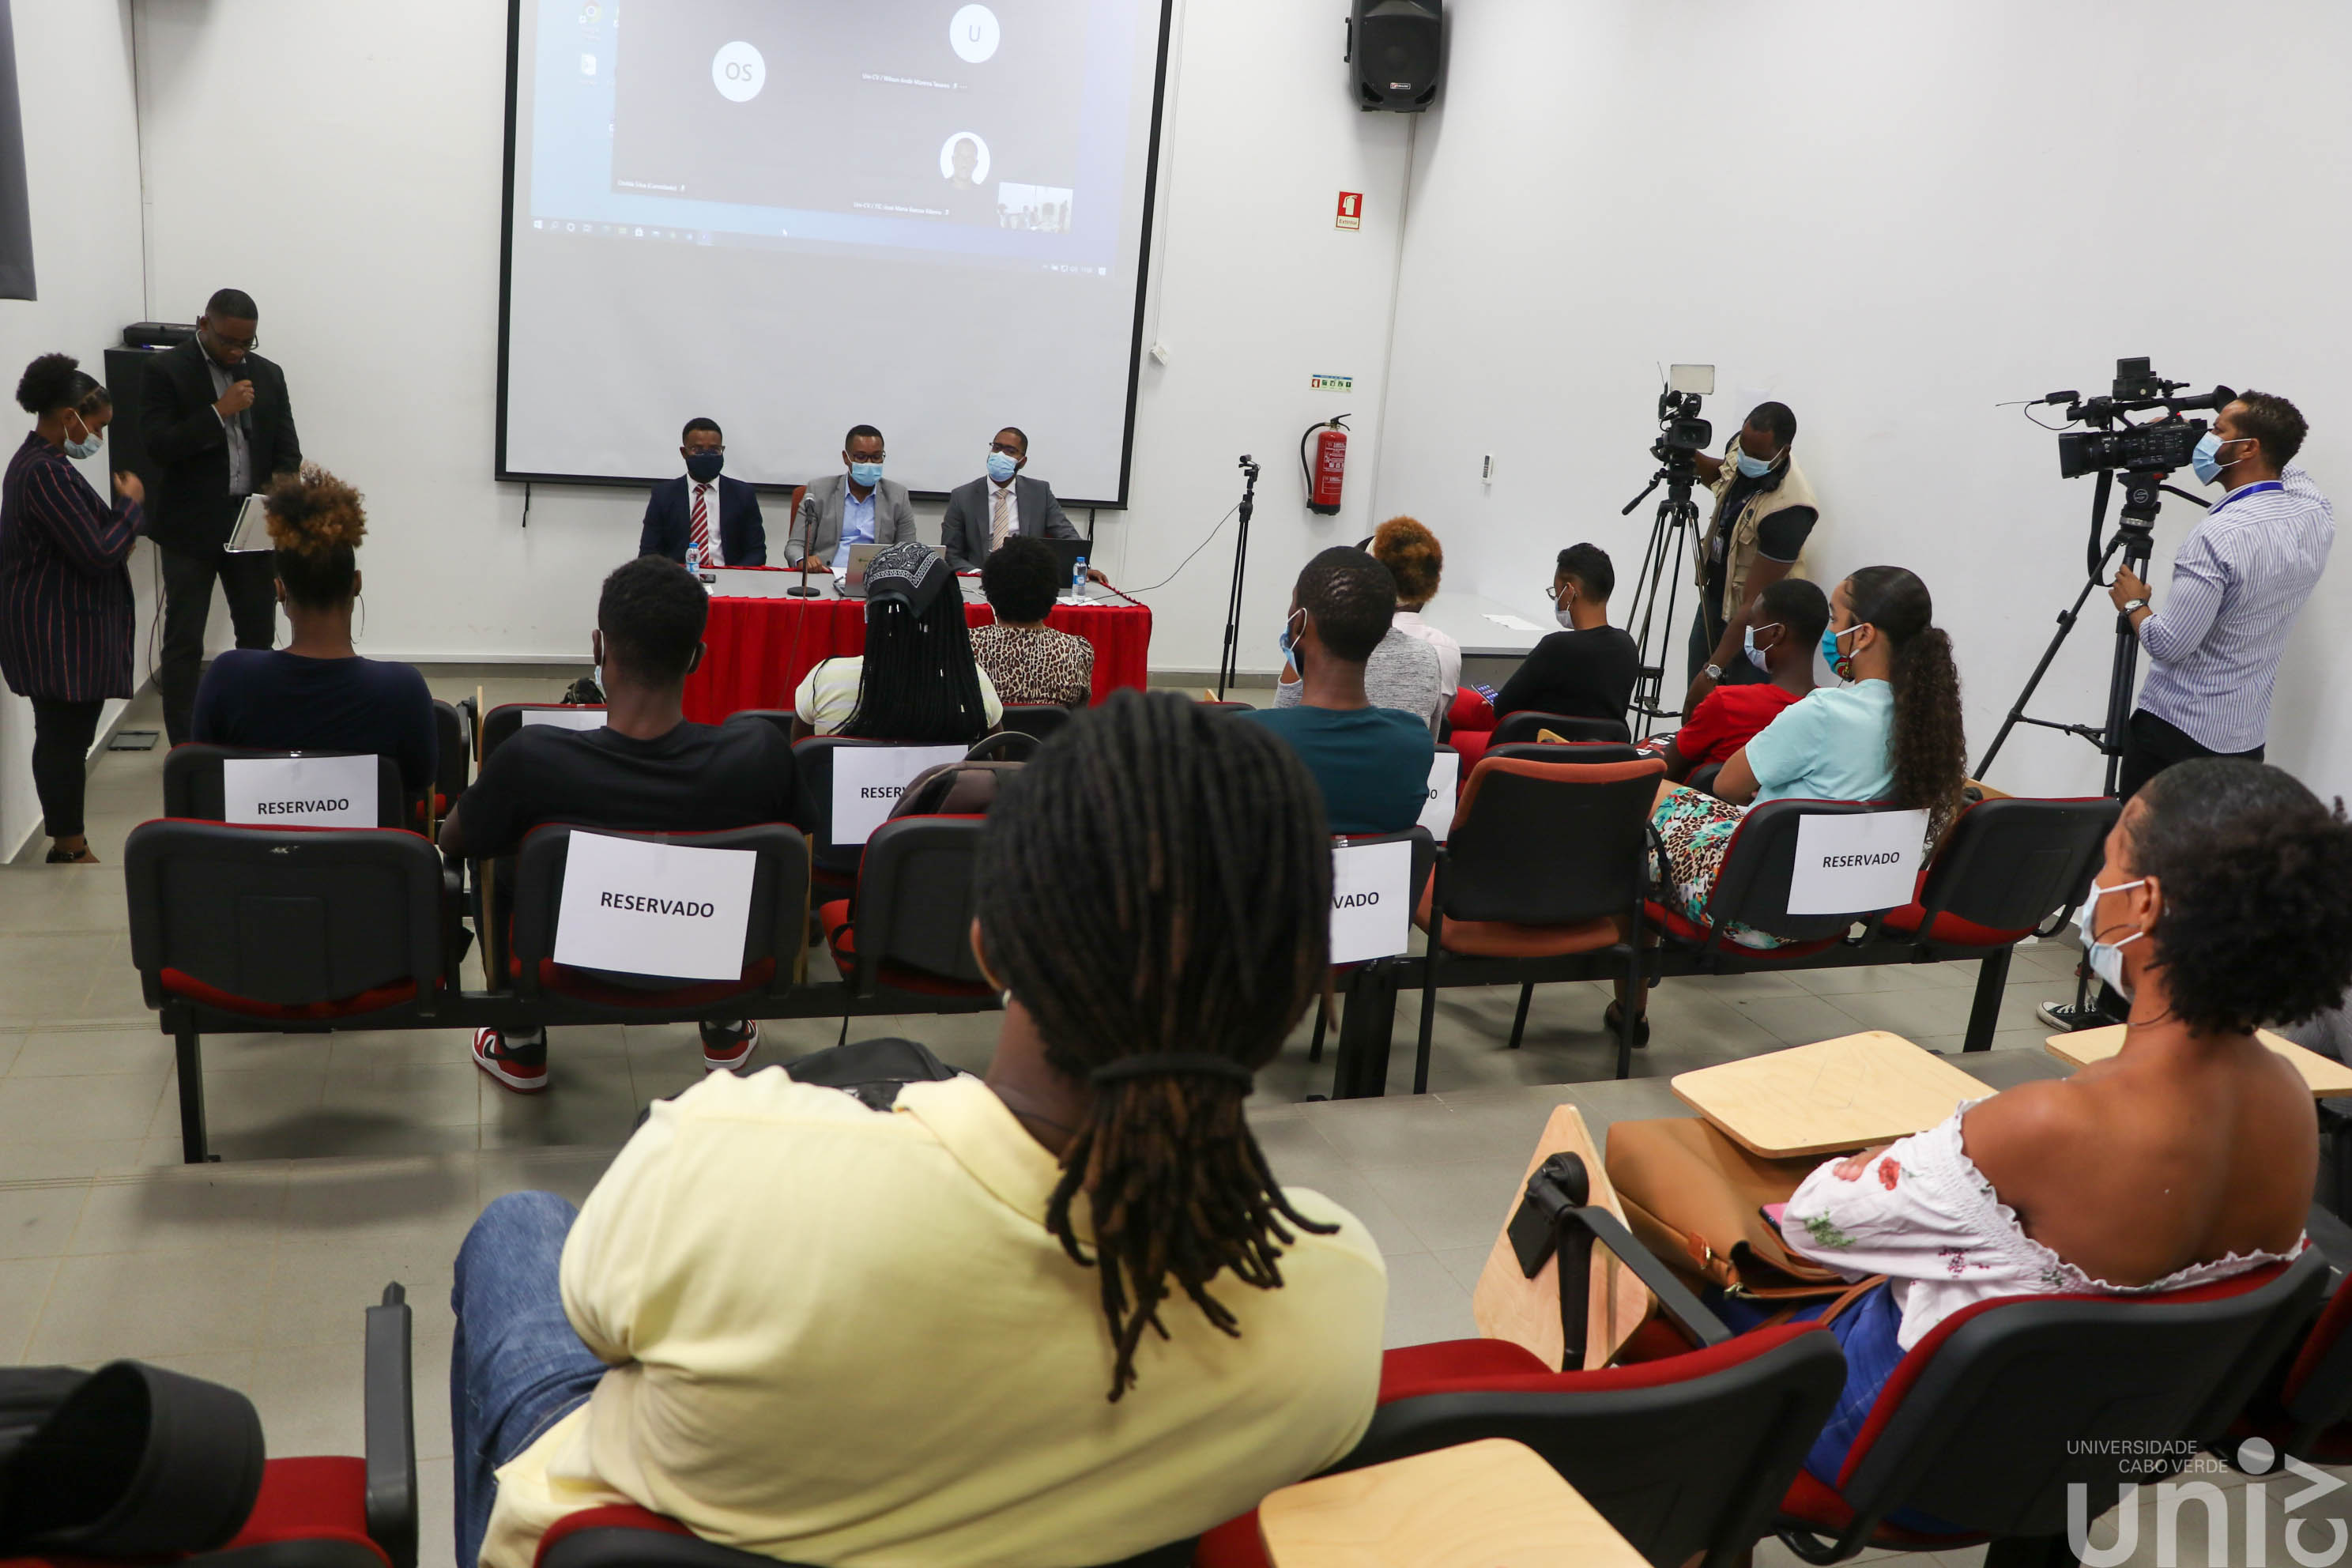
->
[700, 1020, 759, 1073]
[2035, 999, 2121, 1034]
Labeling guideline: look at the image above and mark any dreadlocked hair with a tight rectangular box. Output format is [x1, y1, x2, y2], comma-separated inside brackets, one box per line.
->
[842, 589, 990, 744]
[975, 689, 1336, 1400]
[1845, 565, 1966, 832]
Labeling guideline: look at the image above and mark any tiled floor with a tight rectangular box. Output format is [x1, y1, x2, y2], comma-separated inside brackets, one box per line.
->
[0, 670, 2325, 1566]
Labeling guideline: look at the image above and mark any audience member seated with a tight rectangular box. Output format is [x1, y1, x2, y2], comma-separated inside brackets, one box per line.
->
[1491, 541, 1640, 726]
[1713, 758, 2352, 1500]
[447, 691, 1387, 1568]
[1370, 515, 1462, 713]
[971, 535, 1095, 706]
[1272, 543, 1445, 731]
[190, 466, 435, 801]
[1248, 547, 1436, 834]
[1653, 575, 1828, 785]
[439, 555, 801, 1091]
[792, 541, 1003, 741]
[1645, 565, 1964, 963]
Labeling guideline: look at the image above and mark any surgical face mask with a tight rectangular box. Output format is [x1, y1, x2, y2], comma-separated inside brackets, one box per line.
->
[1743, 622, 1781, 673]
[1278, 609, 1304, 677]
[684, 451, 723, 483]
[2083, 875, 2147, 998]
[1735, 447, 1774, 480]
[63, 413, 101, 462]
[849, 460, 884, 488]
[1551, 585, 1577, 631]
[1819, 621, 1862, 677]
[986, 450, 1018, 484]
[2191, 432, 2249, 487]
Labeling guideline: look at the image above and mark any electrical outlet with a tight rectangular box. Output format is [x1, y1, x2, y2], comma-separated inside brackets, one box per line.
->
[1481, 454, 1494, 485]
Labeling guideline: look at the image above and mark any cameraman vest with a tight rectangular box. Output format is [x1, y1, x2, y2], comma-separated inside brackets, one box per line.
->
[1697, 443, 1820, 622]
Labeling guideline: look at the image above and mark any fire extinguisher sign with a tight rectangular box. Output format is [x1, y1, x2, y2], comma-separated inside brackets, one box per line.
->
[1335, 191, 1363, 230]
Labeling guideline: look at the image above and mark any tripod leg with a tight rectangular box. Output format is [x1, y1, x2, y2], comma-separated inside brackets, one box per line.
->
[1973, 536, 2124, 781]
[2101, 534, 2152, 798]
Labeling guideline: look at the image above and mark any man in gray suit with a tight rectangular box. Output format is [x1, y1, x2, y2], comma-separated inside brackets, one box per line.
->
[788, 424, 919, 571]
[939, 425, 1082, 571]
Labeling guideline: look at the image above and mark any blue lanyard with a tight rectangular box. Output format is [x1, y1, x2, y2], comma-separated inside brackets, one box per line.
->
[2207, 480, 2282, 518]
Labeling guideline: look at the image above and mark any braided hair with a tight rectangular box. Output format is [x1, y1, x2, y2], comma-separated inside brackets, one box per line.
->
[1844, 565, 1966, 831]
[842, 589, 991, 744]
[975, 689, 1336, 1399]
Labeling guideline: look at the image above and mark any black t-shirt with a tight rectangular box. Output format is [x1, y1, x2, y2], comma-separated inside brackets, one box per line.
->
[1494, 626, 1641, 724]
[191, 650, 437, 797]
[454, 719, 800, 860]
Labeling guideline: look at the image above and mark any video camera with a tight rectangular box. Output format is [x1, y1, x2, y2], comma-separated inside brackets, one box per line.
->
[1649, 363, 1715, 473]
[2046, 357, 2235, 480]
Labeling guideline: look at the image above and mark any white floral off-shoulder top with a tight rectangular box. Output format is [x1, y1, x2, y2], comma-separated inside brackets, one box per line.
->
[1777, 1099, 2303, 1351]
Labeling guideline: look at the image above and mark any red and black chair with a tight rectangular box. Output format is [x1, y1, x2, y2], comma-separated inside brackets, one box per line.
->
[964, 729, 1039, 763]
[816, 763, 1020, 1005]
[1412, 752, 1667, 1089]
[1198, 1152, 1847, 1568]
[428, 698, 470, 827]
[1490, 710, 1634, 746]
[1772, 1250, 2329, 1564]
[2227, 1264, 2352, 1465]
[125, 820, 454, 1163]
[1, 1286, 414, 1568]
[1308, 827, 1438, 1099]
[506, 824, 809, 1023]
[788, 736, 974, 898]
[480, 703, 607, 768]
[1000, 702, 1077, 741]
[536, 1511, 1192, 1568]
[1646, 798, 1902, 971]
[1873, 796, 2117, 1054]
[1193, 699, 1254, 715]
[163, 744, 410, 831]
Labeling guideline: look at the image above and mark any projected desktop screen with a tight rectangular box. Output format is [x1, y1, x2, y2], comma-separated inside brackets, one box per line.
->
[499, 0, 1170, 503]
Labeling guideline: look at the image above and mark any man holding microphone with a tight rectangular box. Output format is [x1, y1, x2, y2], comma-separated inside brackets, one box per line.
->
[142, 288, 302, 743]
[2109, 391, 2332, 797]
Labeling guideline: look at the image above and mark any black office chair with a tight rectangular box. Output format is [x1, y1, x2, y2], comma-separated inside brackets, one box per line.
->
[1647, 799, 1903, 969]
[1491, 710, 1634, 746]
[163, 744, 409, 830]
[479, 703, 607, 767]
[431, 699, 469, 814]
[999, 703, 1077, 741]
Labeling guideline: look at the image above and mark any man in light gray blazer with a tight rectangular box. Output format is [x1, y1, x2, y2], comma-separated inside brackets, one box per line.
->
[787, 424, 919, 571]
[939, 425, 1082, 571]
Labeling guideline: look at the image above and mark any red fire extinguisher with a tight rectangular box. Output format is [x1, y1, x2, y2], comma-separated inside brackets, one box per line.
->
[1301, 415, 1349, 515]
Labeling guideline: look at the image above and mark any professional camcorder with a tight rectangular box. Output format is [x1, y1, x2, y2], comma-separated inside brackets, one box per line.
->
[1649, 364, 1715, 475]
[2048, 357, 2235, 480]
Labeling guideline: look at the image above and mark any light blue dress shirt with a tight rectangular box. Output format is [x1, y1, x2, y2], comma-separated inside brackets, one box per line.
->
[833, 484, 878, 571]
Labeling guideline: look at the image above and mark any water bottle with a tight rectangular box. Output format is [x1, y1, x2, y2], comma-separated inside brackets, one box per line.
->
[685, 540, 703, 573]
[1071, 556, 1087, 601]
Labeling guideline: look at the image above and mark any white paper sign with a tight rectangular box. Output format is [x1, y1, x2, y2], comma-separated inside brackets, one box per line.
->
[553, 831, 758, 982]
[830, 744, 971, 846]
[221, 754, 379, 828]
[1329, 839, 1414, 965]
[521, 707, 606, 730]
[1787, 809, 1932, 915]
[1418, 751, 1460, 842]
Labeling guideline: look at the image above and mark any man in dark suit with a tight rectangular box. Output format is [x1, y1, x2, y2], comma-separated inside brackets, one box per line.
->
[939, 426, 1083, 571]
[141, 288, 300, 743]
[637, 416, 766, 567]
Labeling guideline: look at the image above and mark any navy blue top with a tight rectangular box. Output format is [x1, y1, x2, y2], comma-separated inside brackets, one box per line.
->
[191, 650, 437, 796]
[0, 432, 141, 703]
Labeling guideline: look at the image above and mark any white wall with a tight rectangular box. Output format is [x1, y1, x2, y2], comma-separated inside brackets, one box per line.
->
[0, 0, 151, 854]
[131, 0, 1411, 678]
[1372, 0, 2352, 801]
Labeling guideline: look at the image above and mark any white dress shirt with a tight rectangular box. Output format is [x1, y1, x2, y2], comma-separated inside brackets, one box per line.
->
[686, 477, 726, 567]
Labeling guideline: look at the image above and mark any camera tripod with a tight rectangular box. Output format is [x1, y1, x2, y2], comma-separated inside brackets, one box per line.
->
[1619, 463, 1706, 737]
[1214, 456, 1261, 699]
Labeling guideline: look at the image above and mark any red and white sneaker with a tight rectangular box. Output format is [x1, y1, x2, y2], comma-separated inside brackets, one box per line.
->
[700, 1020, 759, 1073]
[472, 1027, 548, 1094]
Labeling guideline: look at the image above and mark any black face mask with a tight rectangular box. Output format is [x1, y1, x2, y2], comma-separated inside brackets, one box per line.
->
[685, 451, 724, 483]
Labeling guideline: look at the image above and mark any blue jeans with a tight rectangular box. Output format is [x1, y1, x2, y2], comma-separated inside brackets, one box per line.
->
[450, 1192, 609, 1568]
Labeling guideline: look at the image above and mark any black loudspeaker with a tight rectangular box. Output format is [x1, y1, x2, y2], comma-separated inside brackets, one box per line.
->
[1347, 0, 1442, 113]
[101, 345, 168, 499]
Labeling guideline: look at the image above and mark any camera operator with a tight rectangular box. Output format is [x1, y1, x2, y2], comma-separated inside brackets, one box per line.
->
[1685, 401, 1819, 714]
[2107, 392, 2333, 798]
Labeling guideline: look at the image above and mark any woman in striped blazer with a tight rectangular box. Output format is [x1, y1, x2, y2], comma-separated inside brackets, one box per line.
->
[0, 354, 145, 863]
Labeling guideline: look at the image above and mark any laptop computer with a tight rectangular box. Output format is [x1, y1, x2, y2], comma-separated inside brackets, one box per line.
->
[835, 542, 889, 598]
[224, 494, 273, 554]
[1038, 537, 1095, 597]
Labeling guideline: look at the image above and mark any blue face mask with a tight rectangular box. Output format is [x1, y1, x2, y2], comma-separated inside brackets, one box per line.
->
[849, 460, 884, 488]
[63, 413, 101, 462]
[1277, 611, 1303, 677]
[2191, 432, 2248, 487]
[1819, 622, 1860, 675]
[986, 450, 1019, 484]
[1743, 621, 1780, 673]
[1735, 447, 1774, 479]
[684, 451, 723, 483]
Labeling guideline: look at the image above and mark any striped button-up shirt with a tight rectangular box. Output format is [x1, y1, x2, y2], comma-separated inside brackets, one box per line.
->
[2136, 464, 2334, 754]
[0, 432, 141, 702]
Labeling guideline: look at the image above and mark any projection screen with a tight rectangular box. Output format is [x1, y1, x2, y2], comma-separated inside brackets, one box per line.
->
[498, 0, 1173, 503]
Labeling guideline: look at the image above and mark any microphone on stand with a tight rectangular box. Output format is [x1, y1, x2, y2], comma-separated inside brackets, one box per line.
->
[786, 484, 823, 598]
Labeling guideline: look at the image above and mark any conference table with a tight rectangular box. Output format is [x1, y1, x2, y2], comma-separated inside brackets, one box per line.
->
[682, 571, 1154, 725]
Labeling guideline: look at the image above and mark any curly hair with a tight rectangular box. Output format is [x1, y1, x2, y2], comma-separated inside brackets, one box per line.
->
[975, 690, 1336, 1399]
[980, 535, 1061, 624]
[1370, 516, 1443, 607]
[264, 465, 368, 608]
[598, 555, 709, 685]
[1844, 566, 1966, 830]
[2131, 760, 2352, 1035]
[14, 353, 107, 417]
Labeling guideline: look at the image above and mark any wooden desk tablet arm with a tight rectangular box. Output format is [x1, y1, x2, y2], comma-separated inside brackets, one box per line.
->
[1513, 1153, 1732, 1367]
[364, 1283, 419, 1568]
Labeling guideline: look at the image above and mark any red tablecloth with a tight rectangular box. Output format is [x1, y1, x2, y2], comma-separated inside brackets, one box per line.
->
[684, 593, 1154, 724]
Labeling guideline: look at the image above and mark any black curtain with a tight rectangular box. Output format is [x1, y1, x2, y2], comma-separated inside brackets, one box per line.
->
[0, 0, 32, 301]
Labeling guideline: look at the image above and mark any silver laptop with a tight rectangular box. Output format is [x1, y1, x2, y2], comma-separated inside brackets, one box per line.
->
[835, 542, 889, 598]
[224, 495, 273, 554]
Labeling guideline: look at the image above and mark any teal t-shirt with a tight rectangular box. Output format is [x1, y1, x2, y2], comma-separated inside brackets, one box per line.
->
[1742, 680, 1896, 804]
[1242, 704, 1436, 835]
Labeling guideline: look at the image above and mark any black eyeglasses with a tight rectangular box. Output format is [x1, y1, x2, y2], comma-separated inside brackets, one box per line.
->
[988, 441, 1022, 456]
[205, 326, 258, 352]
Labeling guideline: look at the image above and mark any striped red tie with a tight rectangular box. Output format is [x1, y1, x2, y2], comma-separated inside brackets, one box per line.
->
[691, 484, 711, 559]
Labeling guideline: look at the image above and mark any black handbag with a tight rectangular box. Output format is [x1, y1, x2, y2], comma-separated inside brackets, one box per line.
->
[0, 1359, 264, 1557]
[782, 1037, 963, 1111]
